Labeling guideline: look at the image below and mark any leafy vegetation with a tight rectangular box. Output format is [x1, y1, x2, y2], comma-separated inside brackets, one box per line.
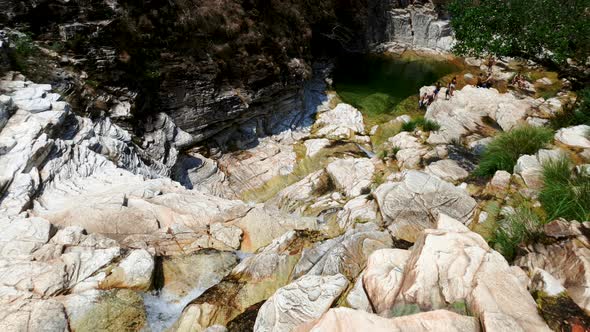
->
[539, 157, 590, 221]
[474, 126, 554, 177]
[491, 204, 546, 261]
[448, 0, 590, 66]
[8, 32, 36, 70]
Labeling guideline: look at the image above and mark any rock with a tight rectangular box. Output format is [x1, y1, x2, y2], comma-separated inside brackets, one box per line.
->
[388, 132, 422, 150]
[344, 271, 373, 312]
[424, 85, 533, 144]
[268, 170, 331, 214]
[488, 170, 511, 194]
[555, 125, 590, 149]
[315, 104, 365, 140]
[296, 308, 480, 332]
[291, 223, 393, 281]
[363, 249, 411, 315]
[172, 152, 227, 196]
[360, 214, 550, 331]
[174, 231, 317, 330]
[254, 274, 349, 332]
[516, 238, 590, 314]
[425, 159, 469, 183]
[161, 251, 238, 297]
[374, 171, 477, 242]
[0, 299, 69, 332]
[209, 223, 242, 250]
[0, 216, 51, 258]
[336, 196, 379, 230]
[65, 289, 147, 332]
[530, 268, 566, 296]
[395, 147, 428, 170]
[235, 206, 318, 253]
[99, 249, 154, 291]
[216, 138, 297, 197]
[304, 139, 331, 157]
[514, 149, 564, 190]
[326, 158, 374, 198]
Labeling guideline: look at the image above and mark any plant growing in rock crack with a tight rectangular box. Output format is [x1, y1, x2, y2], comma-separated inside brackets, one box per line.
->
[400, 117, 440, 133]
[474, 126, 554, 177]
[550, 87, 590, 129]
[490, 204, 546, 261]
[539, 157, 590, 222]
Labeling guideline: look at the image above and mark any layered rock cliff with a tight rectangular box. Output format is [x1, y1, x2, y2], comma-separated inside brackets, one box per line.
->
[0, 0, 451, 150]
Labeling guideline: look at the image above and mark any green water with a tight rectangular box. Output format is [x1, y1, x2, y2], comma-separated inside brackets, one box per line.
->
[333, 53, 461, 124]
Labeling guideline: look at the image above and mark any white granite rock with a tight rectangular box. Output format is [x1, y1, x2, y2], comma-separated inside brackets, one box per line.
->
[254, 274, 349, 332]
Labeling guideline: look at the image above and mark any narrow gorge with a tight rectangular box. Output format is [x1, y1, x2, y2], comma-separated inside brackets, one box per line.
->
[0, 0, 589, 331]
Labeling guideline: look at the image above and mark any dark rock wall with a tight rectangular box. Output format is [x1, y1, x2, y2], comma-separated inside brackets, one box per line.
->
[0, 0, 446, 143]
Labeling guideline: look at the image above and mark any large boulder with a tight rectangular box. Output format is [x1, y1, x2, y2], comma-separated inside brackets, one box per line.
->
[360, 214, 551, 332]
[291, 223, 393, 281]
[374, 171, 477, 242]
[296, 308, 480, 332]
[326, 158, 374, 198]
[424, 86, 533, 144]
[254, 274, 349, 332]
[314, 104, 365, 140]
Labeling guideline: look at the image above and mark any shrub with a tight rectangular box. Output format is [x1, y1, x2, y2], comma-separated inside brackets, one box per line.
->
[474, 126, 553, 177]
[491, 204, 546, 261]
[539, 157, 590, 221]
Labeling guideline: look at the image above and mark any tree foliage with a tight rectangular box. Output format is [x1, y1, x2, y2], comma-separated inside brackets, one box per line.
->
[448, 0, 590, 65]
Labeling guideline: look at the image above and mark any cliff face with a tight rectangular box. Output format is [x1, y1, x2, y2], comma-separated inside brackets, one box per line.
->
[0, 0, 449, 144]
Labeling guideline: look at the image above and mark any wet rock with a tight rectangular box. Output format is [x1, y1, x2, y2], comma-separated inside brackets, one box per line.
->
[65, 289, 147, 332]
[296, 308, 479, 332]
[161, 251, 238, 298]
[174, 231, 317, 330]
[374, 170, 477, 242]
[326, 158, 374, 198]
[268, 170, 331, 214]
[254, 274, 349, 332]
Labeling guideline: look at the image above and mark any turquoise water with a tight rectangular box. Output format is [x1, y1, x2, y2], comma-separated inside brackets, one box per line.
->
[333, 53, 461, 123]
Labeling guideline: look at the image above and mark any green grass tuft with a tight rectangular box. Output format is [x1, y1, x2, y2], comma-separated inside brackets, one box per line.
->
[401, 120, 417, 132]
[474, 126, 554, 177]
[539, 157, 590, 221]
[491, 204, 546, 261]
